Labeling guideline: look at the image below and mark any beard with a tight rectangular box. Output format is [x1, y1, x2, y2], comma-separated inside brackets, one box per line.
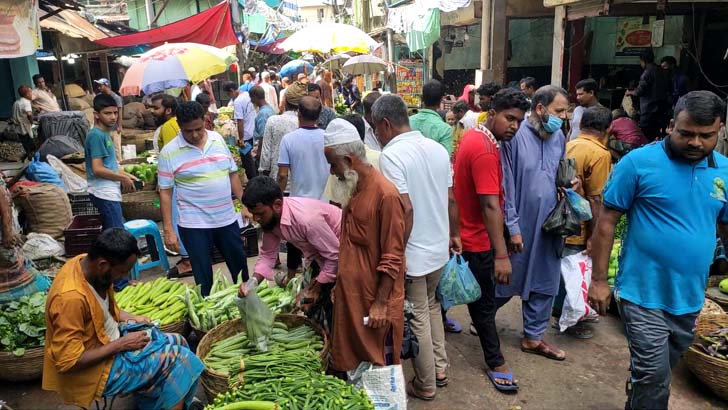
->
[261, 212, 280, 232]
[329, 167, 359, 207]
[96, 270, 114, 289]
[154, 114, 166, 127]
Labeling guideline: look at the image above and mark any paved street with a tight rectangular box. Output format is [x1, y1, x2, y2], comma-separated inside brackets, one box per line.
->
[2, 256, 726, 410]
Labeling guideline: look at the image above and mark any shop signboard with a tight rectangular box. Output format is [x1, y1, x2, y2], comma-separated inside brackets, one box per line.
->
[0, 0, 41, 58]
[615, 17, 652, 57]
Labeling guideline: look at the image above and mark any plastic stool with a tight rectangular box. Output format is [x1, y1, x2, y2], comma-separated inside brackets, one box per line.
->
[123, 219, 169, 280]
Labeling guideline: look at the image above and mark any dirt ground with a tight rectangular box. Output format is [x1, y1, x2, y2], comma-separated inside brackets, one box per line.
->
[1, 254, 726, 410]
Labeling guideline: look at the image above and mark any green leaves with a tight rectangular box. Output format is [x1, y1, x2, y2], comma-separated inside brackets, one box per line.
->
[0, 291, 47, 356]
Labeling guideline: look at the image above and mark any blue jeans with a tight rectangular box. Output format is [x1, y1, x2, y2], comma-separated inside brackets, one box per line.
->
[178, 222, 249, 296]
[617, 297, 698, 410]
[89, 194, 124, 231]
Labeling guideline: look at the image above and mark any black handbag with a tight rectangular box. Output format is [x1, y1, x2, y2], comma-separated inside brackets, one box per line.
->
[400, 300, 419, 360]
[542, 194, 581, 237]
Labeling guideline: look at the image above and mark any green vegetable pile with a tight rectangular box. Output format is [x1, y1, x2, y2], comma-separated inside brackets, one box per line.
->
[608, 240, 621, 286]
[203, 320, 324, 378]
[123, 163, 158, 183]
[207, 373, 374, 410]
[203, 319, 372, 409]
[187, 274, 299, 333]
[116, 277, 189, 325]
[0, 292, 46, 356]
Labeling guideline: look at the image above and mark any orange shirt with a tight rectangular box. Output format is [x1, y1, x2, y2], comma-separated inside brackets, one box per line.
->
[42, 255, 120, 407]
[565, 134, 612, 246]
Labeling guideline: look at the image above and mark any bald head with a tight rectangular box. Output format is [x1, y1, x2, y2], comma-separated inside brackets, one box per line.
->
[298, 96, 322, 124]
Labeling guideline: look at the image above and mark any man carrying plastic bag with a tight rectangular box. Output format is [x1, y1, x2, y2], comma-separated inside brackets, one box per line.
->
[556, 106, 613, 339]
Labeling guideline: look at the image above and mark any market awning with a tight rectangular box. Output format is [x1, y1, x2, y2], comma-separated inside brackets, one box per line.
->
[95, 1, 238, 49]
[39, 8, 108, 41]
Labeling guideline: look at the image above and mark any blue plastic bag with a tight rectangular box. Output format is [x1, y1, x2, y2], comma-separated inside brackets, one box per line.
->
[26, 153, 66, 190]
[565, 189, 592, 222]
[437, 255, 482, 311]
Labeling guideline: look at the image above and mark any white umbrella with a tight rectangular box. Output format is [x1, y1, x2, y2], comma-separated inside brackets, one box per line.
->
[341, 55, 388, 76]
[320, 53, 351, 71]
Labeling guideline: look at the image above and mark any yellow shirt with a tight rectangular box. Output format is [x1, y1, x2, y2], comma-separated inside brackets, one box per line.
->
[42, 255, 120, 407]
[565, 134, 612, 246]
[157, 116, 180, 151]
[477, 111, 488, 126]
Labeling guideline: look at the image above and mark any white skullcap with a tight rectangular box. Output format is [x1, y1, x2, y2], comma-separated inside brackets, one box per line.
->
[324, 119, 361, 147]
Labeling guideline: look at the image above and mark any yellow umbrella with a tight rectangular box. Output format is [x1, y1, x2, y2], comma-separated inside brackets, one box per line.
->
[280, 23, 379, 54]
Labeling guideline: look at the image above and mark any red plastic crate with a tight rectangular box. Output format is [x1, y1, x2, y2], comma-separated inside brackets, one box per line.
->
[64, 215, 103, 256]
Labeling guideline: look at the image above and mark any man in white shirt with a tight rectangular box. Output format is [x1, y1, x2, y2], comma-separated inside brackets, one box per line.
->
[260, 71, 280, 114]
[374, 94, 461, 400]
[362, 92, 382, 151]
[224, 81, 257, 181]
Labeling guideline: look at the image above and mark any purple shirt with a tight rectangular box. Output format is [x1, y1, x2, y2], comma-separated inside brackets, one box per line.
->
[255, 197, 342, 283]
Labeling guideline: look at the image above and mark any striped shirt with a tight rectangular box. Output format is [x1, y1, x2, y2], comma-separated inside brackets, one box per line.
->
[158, 130, 238, 229]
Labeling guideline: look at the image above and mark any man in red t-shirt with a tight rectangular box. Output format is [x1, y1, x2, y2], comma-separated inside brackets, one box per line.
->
[453, 88, 530, 393]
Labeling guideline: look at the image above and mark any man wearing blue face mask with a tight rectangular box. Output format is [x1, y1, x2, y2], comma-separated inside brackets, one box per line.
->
[499, 85, 569, 361]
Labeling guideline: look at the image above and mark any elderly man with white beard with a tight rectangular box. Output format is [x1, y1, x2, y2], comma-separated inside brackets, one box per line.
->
[323, 119, 408, 373]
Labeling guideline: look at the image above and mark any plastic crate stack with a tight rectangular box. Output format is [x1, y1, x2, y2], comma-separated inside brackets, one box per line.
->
[68, 192, 100, 216]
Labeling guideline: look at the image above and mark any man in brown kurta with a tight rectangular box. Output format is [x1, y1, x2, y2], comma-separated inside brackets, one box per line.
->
[323, 119, 407, 372]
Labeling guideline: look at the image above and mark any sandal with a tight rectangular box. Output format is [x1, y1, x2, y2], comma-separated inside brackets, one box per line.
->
[435, 375, 449, 388]
[552, 321, 594, 339]
[565, 322, 593, 339]
[521, 340, 566, 361]
[406, 380, 435, 401]
[486, 369, 519, 392]
[167, 259, 194, 279]
[444, 317, 462, 333]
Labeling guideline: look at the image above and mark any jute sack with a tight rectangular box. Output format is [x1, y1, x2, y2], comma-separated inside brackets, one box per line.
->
[12, 183, 72, 240]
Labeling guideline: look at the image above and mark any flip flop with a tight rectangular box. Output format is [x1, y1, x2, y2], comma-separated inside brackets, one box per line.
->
[436, 375, 449, 388]
[406, 380, 435, 401]
[551, 321, 594, 339]
[444, 317, 462, 333]
[521, 340, 566, 361]
[486, 369, 519, 392]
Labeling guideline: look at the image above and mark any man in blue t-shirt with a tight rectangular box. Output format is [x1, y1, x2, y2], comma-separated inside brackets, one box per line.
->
[85, 94, 137, 231]
[590, 91, 727, 410]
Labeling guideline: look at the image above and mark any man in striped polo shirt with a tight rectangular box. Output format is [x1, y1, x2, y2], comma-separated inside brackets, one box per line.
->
[158, 102, 250, 296]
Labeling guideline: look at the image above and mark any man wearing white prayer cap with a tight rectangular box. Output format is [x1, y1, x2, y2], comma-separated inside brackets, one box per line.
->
[323, 116, 381, 205]
[324, 118, 408, 374]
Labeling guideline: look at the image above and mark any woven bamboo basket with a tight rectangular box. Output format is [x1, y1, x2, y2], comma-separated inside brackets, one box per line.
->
[0, 346, 45, 382]
[196, 314, 329, 401]
[684, 313, 728, 401]
[159, 319, 190, 338]
[121, 191, 161, 221]
[701, 299, 725, 316]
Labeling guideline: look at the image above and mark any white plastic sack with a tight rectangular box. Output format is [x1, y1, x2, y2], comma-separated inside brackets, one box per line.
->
[46, 154, 87, 193]
[22, 233, 65, 260]
[559, 252, 599, 332]
[348, 362, 406, 410]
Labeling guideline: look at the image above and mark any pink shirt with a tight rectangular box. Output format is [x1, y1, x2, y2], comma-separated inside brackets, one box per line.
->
[255, 197, 342, 283]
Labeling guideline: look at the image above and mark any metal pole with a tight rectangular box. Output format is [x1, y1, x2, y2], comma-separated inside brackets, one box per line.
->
[479, 0, 492, 83]
[144, 0, 154, 28]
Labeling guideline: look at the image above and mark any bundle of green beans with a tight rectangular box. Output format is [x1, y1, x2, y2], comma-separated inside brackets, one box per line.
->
[206, 373, 374, 410]
[202, 321, 324, 379]
[115, 277, 189, 325]
[186, 274, 299, 332]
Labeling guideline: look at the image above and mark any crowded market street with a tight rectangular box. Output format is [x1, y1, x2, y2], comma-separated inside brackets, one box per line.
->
[0, 260, 725, 410]
[3, 1, 728, 409]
